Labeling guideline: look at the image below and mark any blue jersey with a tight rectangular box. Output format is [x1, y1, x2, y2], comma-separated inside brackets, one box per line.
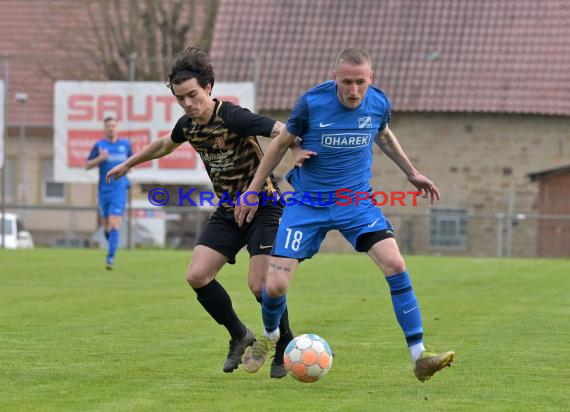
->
[87, 139, 133, 194]
[285, 80, 391, 199]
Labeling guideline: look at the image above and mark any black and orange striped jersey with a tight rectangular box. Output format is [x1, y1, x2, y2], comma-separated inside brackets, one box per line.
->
[171, 99, 280, 210]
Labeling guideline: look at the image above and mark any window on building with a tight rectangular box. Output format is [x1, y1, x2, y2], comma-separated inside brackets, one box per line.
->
[42, 159, 65, 202]
[430, 208, 468, 249]
[0, 158, 15, 202]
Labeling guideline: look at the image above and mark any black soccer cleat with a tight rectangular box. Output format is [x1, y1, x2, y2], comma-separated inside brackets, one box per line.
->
[270, 332, 294, 379]
[223, 328, 255, 373]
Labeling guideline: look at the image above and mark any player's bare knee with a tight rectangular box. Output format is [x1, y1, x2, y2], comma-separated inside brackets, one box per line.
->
[266, 272, 289, 296]
[248, 280, 263, 297]
[108, 217, 121, 230]
[247, 268, 265, 296]
[383, 255, 406, 275]
[266, 282, 288, 297]
[186, 267, 214, 289]
[265, 259, 293, 295]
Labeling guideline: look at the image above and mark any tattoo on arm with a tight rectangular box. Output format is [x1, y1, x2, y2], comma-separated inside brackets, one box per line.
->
[375, 128, 390, 147]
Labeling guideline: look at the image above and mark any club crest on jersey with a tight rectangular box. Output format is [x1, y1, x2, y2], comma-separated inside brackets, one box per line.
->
[321, 133, 371, 148]
[214, 135, 226, 149]
[358, 116, 372, 128]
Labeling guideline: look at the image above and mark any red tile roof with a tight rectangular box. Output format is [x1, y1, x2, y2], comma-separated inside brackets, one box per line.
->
[210, 0, 570, 115]
[0, 1, 73, 126]
[529, 164, 570, 181]
[0, 0, 209, 127]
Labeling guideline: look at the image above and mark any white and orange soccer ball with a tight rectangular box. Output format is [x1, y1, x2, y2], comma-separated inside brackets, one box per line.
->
[283, 334, 333, 382]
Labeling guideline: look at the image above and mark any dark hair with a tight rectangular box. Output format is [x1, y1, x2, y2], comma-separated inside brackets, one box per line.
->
[167, 47, 215, 93]
[335, 48, 372, 69]
[103, 116, 116, 124]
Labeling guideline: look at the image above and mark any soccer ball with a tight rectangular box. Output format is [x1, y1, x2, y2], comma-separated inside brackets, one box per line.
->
[283, 334, 333, 382]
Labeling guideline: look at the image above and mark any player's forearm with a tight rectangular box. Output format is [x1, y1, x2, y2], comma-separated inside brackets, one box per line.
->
[383, 143, 418, 178]
[375, 128, 419, 178]
[124, 138, 174, 169]
[85, 156, 104, 170]
[248, 132, 294, 192]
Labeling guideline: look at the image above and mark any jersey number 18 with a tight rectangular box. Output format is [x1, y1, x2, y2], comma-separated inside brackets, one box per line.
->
[284, 228, 303, 251]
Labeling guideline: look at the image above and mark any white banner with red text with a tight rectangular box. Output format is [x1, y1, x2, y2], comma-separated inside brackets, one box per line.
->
[53, 81, 255, 183]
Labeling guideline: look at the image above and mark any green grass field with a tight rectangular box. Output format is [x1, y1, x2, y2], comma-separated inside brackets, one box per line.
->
[1, 249, 568, 411]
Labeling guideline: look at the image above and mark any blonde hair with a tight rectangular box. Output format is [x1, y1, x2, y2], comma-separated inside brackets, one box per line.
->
[335, 48, 372, 69]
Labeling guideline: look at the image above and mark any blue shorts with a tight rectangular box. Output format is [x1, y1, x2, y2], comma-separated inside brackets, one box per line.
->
[272, 197, 393, 260]
[98, 191, 127, 217]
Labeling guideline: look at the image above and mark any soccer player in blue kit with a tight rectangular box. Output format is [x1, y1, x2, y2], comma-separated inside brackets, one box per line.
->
[86, 117, 132, 270]
[235, 48, 455, 381]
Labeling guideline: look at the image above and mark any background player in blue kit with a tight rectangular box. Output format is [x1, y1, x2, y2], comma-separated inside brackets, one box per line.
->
[86, 117, 132, 270]
[235, 48, 455, 382]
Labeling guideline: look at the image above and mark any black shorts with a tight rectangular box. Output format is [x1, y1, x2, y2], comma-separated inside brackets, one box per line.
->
[196, 204, 283, 264]
[355, 229, 395, 252]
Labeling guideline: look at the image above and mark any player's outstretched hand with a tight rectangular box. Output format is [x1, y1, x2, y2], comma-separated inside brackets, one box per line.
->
[291, 145, 317, 168]
[106, 162, 130, 183]
[408, 174, 440, 204]
[234, 192, 259, 227]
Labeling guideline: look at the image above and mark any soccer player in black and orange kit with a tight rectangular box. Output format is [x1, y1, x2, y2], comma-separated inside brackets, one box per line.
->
[107, 47, 301, 378]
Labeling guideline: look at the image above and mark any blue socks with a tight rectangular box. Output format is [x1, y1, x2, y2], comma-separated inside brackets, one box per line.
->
[107, 228, 120, 262]
[261, 272, 423, 347]
[386, 271, 424, 346]
[261, 288, 287, 333]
